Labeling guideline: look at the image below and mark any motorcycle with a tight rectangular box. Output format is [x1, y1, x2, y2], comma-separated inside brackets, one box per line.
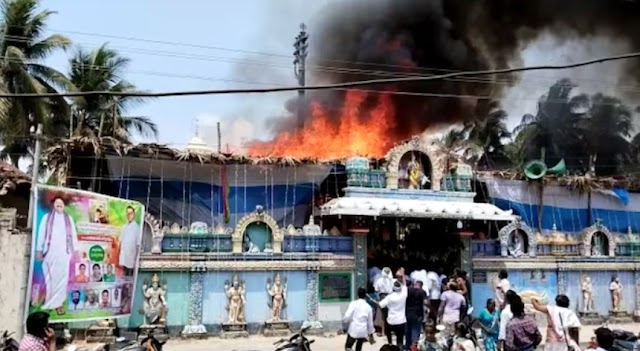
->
[101, 334, 165, 351]
[0, 331, 19, 351]
[271, 327, 315, 351]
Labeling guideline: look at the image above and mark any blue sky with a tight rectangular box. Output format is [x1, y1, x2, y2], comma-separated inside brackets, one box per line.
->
[37, 1, 632, 152]
[40, 0, 335, 149]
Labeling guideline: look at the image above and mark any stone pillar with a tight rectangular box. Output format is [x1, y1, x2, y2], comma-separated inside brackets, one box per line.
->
[182, 266, 207, 337]
[302, 266, 323, 332]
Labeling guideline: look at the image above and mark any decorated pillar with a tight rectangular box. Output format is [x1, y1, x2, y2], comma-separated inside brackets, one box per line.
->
[302, 264, 323, 331]
[350, 216, 370, 291]
[557, 267, 568, 295]
[634, 269, 640, 313]
[458, 231, 473, 278]
[182, 264, 207, 337]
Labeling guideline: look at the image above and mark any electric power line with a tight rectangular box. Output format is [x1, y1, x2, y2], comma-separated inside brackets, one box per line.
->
[0, 51, 638, 98]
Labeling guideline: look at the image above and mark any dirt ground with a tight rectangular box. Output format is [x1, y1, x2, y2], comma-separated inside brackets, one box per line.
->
[74, 322, 636, 351]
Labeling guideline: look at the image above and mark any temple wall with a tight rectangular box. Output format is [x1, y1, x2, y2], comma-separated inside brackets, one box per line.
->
[200, 271, 308, 325]
[0, 208, 30, 339]
[471, 258, 640, 324]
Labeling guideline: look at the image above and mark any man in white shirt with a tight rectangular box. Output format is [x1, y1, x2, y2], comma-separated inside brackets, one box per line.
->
[374, 267, 394, 337]
[426, 270, 441, 322]
[377, 276, 408, 349]
[119, 206, 142, 276]
[410, 269, 429, 295]
[343, 288, 375, 351]
[495, 269, 511, 310]
[498, 290, 519, 351]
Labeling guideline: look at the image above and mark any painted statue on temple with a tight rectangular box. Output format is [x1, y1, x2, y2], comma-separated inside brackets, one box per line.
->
[508, 231, 525, 257]
[609, 275, 622, 311]
[141, 273, 168, 326]
[581, 275, 594, 312]
[266, 272, 288, 322]
[224, 274, 246, 324]
[591, 232, 608, 257]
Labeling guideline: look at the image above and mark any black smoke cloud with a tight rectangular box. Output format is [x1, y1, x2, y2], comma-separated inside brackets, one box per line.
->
[270, 0, 640, 141]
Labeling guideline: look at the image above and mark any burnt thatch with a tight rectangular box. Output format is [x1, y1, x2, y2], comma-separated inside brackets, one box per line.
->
[44, 136, 347, 169]
[0, 161, 31, 195]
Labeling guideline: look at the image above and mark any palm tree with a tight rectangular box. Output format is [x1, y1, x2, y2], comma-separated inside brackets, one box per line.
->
[434, 127, 470, 172]
[467, 100, 511, 169]
[513, 78, 587, 170]
[581, 93, 634, 176]
[0, 0, 71, 164]
[68, 44, 157, 141]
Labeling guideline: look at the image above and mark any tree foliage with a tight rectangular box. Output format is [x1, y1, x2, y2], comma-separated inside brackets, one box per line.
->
[0, 0, 156, 165]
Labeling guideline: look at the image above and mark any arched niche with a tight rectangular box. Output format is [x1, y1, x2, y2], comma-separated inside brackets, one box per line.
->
[499, 219, 536, 258]
[384, 136, 445, 191]
[232, 210, 283, 254]
[582, 221, 616, 257]
[397, 151, 433, 190]
[143, 213, 164, 254]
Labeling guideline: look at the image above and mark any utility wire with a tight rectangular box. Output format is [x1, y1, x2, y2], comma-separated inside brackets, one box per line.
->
[2, 51, 640, 98]
[5, 33, 640, 91]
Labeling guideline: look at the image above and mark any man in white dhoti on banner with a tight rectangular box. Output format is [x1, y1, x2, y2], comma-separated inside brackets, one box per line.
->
[35, 197, 79, 315]
[119, 206, 141, 276]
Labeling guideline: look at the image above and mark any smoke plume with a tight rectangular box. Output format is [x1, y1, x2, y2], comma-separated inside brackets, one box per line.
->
[272, 0, 640, 140]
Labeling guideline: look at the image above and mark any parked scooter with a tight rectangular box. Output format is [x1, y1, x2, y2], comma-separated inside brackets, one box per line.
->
[101, 334, 165, 351]
[271, 327, 315, 351]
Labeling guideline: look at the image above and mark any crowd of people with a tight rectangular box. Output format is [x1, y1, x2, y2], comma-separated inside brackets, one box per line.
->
[345, 267, 620, 351]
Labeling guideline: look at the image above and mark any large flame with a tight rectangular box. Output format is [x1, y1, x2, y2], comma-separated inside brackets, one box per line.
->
[247, 90, 397, 160]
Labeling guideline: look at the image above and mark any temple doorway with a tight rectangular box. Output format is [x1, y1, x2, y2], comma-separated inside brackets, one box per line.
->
[366, 219, 463, 279]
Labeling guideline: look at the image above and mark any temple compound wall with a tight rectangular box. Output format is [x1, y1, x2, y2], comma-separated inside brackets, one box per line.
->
[471, 219, 640, 324]
[0, 208, 30, 339]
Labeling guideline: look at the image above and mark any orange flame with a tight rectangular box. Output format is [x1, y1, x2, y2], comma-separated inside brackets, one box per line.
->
[247, 90, 397, 160]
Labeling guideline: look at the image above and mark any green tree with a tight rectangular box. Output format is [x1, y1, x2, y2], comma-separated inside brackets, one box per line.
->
[68, 44, 157, 141]
[580, 93, 634, 176]
[0, 0, 71, 164]
[467, 100, 511, 169]
[513, 78, 587, 170]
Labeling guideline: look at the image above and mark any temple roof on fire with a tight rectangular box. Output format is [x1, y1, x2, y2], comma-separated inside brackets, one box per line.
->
[319, 196, 515, 221]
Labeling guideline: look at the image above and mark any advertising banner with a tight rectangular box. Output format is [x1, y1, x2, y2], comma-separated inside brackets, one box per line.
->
[26, 185, 145, 322]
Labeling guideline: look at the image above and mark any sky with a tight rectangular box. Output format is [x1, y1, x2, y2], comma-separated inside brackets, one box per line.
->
[37, 0, 638, 153]
[40, 0, 338, 150]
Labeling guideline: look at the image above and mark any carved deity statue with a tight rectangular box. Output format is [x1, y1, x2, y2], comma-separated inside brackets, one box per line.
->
[224, 274, 246, 324]
[508, 231, 525, 257]
[141, 273, 168, 326]
[245, 237, 261, 253]
[266, 272, 288, 322]
[581, 275, 594, 312]
[407, 153, 422, 189]
[609, 275, 622, 311]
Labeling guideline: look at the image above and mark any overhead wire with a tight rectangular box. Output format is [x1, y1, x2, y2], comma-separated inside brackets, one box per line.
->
[1, 51, 640, 98]
[3, 32, 640, 93]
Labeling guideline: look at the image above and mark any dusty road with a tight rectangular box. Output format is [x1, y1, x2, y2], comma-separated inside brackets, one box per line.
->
[145, 323, 638, 351]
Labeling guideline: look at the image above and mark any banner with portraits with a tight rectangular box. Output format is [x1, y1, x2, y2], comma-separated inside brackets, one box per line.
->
[26, 185, 145, 322]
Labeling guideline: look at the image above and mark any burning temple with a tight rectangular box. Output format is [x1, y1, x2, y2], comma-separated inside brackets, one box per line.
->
[47, 131, 640, 337]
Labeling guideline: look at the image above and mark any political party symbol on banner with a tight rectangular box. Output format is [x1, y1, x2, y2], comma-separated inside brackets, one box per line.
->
[26, 184, 145, 322]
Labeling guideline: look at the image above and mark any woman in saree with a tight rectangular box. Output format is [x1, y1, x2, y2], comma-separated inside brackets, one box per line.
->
[478, 298, 499, 351]
[532, 295, 581, 351]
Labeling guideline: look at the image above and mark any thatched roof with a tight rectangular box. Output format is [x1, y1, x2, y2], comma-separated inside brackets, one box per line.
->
[44, 136, 379, 169]
[479, 169, 640, 192]
[0, 161, 31, 195]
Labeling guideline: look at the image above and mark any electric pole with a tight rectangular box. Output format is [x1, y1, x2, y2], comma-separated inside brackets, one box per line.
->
[293, 23, 309, 129]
